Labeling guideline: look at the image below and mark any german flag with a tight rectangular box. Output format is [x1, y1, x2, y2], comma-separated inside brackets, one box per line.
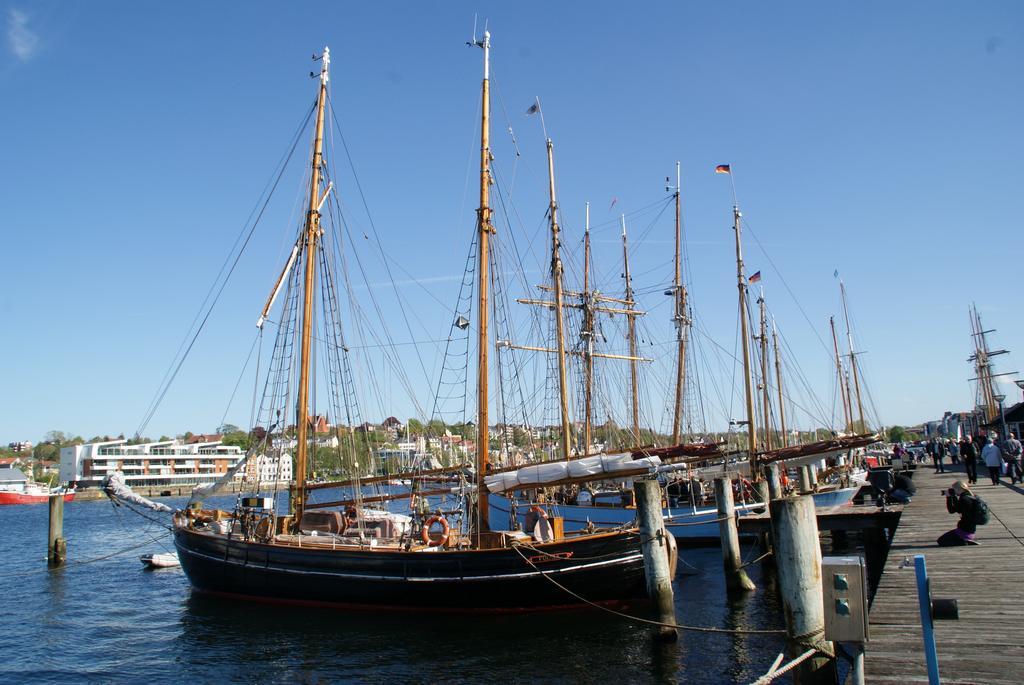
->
[715, 164, 731, 174]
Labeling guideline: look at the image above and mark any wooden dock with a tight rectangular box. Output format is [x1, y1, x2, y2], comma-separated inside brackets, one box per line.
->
[866, 465, 1024, 684]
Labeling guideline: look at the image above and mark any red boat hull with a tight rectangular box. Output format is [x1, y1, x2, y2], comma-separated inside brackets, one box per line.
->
[0, 491, 75, 505]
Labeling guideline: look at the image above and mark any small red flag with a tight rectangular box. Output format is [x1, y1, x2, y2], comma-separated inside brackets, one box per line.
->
[715, 164, 731, 174]
[749, 271, 761, 283]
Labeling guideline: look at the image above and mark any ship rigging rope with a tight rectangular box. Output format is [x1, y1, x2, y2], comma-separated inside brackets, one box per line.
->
[135, 100, 317, 438]
[325, 93, 433, 396]
[509, 544, 785, 635]
[217, 331, 262, 433]
[741, 218, 833, 362]
[6, 530, 174, 579]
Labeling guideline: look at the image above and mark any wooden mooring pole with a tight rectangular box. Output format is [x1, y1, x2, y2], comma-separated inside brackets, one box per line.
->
[752, 479, 774, 561]
[769, 495, 836, 684]
[47, 494, 66, 566]
[634, 479, 678, 642]
[798, 465, 814, 494]
[715, 477, 755, 592]
[764, 463, 783, 500]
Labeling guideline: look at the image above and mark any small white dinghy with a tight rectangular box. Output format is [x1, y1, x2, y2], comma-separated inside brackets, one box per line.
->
[140, 552, 180, 569]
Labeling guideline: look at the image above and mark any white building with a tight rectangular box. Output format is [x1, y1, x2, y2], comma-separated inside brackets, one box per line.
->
[250, 452, 293, 483]
[61, 439, 244, 488]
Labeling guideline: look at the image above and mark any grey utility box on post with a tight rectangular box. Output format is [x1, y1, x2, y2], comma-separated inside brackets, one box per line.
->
[822, 555, 869, 643]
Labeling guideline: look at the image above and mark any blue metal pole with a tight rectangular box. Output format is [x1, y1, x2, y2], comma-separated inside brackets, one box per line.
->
[914, 554, 940, 684]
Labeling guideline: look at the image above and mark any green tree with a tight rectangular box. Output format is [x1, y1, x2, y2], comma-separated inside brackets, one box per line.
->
[407, 418, 424, 434]
[33, 443, 60, 463]
[887, 426, 908, 443]
[222, 430, 251, 451]
[44, 430, 67, 445]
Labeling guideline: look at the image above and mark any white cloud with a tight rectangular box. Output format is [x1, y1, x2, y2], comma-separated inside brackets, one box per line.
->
[7, 8, 39, 62]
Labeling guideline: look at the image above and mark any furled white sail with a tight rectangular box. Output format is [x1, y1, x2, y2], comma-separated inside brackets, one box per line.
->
[103, 472, 174, 513]
[483, 453, 661, 493]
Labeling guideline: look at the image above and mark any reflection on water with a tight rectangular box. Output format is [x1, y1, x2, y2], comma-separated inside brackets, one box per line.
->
[1, 497, 812, 684]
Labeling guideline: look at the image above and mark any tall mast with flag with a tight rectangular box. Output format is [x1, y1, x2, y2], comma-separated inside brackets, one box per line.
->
[758, 288, 772, 451]
[474, 30, 492, 532]
[669, 162, 689, 445]
[546, 135, 573, 461]
[622, 215, 641, 447]
[721, 164, 758, 470]
[830, 316, 852, 433]
[839, 279, 866, 431]
[772, 316, 788, 447]
[292, 46, 330, 527]
[582, 202, 594, 454]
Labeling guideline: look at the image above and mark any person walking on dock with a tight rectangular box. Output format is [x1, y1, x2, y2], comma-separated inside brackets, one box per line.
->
[982, 435, 1003, 485]
[937, 480, 987, 546]
[1003, 432, 1023, 485]
[928, 437, 947, 474]
[960, 435, 979, 485]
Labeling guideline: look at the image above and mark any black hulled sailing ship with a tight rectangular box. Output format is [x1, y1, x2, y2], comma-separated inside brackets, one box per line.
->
[172, 37, 661, 610]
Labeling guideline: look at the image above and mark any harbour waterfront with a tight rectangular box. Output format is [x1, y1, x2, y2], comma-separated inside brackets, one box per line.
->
[2, 497, 797, 684]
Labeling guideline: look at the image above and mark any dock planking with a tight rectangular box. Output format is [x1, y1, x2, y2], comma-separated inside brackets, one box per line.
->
[866, 464, 1024, 684]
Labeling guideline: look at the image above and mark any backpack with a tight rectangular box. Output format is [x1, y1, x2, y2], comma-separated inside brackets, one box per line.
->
[968, 496, 990, 526]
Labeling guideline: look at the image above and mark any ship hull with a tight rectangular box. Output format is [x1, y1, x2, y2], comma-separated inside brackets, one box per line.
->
[0, 491, 75, 505]
[174, 527, 647, 610]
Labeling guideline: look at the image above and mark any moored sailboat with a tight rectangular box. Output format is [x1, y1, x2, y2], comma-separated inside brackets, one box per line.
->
[169, 36, 660, 610]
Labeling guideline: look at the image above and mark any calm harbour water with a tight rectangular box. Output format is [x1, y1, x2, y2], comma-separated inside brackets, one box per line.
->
[0, 496, 804, 684]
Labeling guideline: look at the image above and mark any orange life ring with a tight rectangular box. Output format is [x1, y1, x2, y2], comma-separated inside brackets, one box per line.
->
[421, 515, 450, 547]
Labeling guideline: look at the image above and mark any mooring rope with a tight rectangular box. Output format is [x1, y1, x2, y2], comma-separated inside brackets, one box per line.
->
[748, 648, 819, 685]
[7, 530, 175, 579]
[510, 544, 785, 635]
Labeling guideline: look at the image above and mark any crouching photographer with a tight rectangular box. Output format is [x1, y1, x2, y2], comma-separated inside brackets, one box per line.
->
[936, 480, 989, 547]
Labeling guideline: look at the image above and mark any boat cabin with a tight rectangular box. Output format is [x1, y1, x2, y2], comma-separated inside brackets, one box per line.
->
[0, 467, 28, 493]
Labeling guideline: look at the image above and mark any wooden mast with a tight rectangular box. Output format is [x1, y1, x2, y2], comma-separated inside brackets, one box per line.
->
[772, 316, 788, 447]
[839, 280, 866, 431]
[757, 289, 772, 451]
[475, 30, 493, 531]
[582, 202, 594, 455]
[293, 46, 330, 526]
[732, 206, 758, 470]
[545, 138, 573, 460]
[971, 306, 999, 424]
[830, 316, 852, 432]
[622, 215, 641, 447]
[670, 162, 689, 445]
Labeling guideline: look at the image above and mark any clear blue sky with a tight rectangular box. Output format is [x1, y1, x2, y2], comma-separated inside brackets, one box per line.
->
[2, 2, 1022, 444]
